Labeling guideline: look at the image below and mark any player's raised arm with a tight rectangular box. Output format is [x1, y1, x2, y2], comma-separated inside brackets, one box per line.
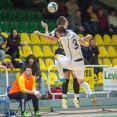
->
[81, 35, 92, 41]
[79, 38, 89, 47]
[34, 31, 57, 42]
[41, 21, 49, 35]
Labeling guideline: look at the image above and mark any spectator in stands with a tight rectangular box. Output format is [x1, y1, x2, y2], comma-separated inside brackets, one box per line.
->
[68, 9, 85, 34]
[81, 38, 99, 65]
[81, 4, 98, 34]
[78, 0, 91, 12]
[31, 0, 47, 12]
[9, 66, 41, 116]
[21, 54, 46, 99]
[81, 38, 99, 75]
[12, 0, 27, 9]
[97, 8, 113, 34]
[65, 0, 79, 16]
[0, 27, 6, 63]
[5, 29, 25, 62]
[54, 0, 68, 19]
[108, 7, 117, 33]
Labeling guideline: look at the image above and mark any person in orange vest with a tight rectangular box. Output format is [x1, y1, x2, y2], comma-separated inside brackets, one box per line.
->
[9, 66, 41, 117]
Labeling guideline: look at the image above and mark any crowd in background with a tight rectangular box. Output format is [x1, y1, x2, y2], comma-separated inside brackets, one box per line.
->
[10, 0, 117, 36]
[0, 0, 117, 99]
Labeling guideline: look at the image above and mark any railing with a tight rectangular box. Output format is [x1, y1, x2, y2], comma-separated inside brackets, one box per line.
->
[0, 66, 9, 97]
[48, 65, 111, 99]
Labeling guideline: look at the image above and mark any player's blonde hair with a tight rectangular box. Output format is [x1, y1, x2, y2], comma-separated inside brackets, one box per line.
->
[57, 16, 67, 26]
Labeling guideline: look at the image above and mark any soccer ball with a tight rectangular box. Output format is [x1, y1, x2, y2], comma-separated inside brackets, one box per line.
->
[47, 2, 58, 13]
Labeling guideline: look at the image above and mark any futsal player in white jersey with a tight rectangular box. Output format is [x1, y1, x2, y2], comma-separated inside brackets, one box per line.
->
[34, 26, 98, 107]
[55, 26, 97, 106]
[41, 16, 81, 109]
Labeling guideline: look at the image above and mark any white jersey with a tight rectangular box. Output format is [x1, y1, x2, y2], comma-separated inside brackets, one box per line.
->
[49, 29, 73, 48]
[60, 31, 83, 61]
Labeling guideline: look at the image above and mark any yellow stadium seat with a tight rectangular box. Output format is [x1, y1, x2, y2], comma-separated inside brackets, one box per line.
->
[1, 58, 11, 72]
[3, 58, 21, 72]
[1, 68, 11, 72]
[22, 45, 32, 58]
[21, 33, 31, 44]
[1, 32, 8, 45]
[15, 58, 22, 62]
[103, 34, 113, 45]
[52, 45, 59, 55]
[43, 45, 54, 57]
[94, 34, 104, 45]
[112, 58, 117, 67]
[39, 58, 47, 71]
[98, 59, 103, 65]
[30, 33, 41, 44]
[0, 61, 2, 65]
[4, 58, 11, 62]
[16, 72, 20, 79]
[45, 58, 57, 71]
[40, 36, 50, 44]
[13, 58, 22, 72]
[50, 72, 62, 87]
[108, 46, 117, 57]
[19, 47, 25, 58]
[33, 45, 43, 58]
[103, 58, 112, 67]
[2, 44, 6, 49]
[112, 34, 117, 45]
[98, 46, 108, 57]
[13, 68, 21, 72]
[1, 32, 8, 38]
[41, 72, 48, 85]
[78, 34, 84, 38]
[98, 72, 103, 85]
[2, 45, 9, 57]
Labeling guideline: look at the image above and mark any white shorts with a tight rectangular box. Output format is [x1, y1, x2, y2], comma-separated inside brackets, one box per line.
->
[57, 55, 84, 79]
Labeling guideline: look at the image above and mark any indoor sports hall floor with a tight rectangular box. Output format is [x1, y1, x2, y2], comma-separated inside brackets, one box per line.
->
[40, 112, 117, 117]
[37, 109, 117, 117]
[0, 110, 117, 117]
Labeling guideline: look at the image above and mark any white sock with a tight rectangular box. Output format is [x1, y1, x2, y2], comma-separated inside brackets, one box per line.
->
[62, 94, 67, 98]
[74, 94, 79, 98]
[81, 82, 92, 95]
[55, 60, 65, 78]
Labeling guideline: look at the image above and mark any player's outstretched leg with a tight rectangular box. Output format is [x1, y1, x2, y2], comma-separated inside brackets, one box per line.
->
[73, 77, 80, 108]
[62, 79, 69, 109]
[79, 80, 97, 106]
[54, 60, 66, 83]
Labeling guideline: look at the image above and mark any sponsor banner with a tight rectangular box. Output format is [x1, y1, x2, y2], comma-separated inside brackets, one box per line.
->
[103, 68, 117, 91]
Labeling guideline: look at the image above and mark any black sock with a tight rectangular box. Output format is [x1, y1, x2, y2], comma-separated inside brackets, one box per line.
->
[73, 78, 80, 99]
[62, 79, 69, 95]
[22, 111, 25, 114]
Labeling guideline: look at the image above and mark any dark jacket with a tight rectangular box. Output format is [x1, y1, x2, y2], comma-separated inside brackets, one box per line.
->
[81, 11, 91, 24]
[21, 62, 42, 78]
[6, 36, 21, 51]
[81, 45, 99, 60]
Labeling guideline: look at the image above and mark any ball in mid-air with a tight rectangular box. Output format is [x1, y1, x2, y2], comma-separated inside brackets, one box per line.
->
[47, 2, 58, 13]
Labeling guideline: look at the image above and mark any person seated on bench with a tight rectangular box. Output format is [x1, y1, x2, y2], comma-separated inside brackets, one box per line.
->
[9, 66, 41, 117]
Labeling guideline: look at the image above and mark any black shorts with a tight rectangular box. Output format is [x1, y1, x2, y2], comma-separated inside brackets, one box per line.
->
[63, 68, 70, 73]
